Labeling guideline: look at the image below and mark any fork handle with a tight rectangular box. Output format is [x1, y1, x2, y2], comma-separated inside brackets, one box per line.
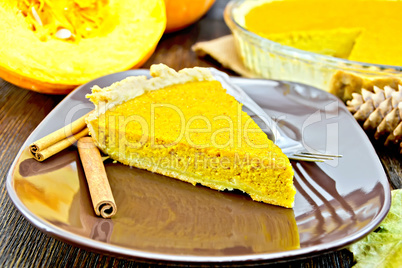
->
[210, 69, 298, 149]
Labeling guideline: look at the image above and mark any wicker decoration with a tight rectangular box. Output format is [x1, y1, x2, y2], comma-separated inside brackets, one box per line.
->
[346, 85, 402, 153]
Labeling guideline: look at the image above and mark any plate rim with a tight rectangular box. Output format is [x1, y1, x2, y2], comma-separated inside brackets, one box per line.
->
[6, 69, 392, 263]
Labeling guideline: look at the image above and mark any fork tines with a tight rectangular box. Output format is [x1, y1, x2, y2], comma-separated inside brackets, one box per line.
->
[290, 152, 343, 162]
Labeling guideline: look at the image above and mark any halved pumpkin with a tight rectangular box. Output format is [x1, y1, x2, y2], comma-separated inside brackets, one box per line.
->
[0, 0, 166, 94]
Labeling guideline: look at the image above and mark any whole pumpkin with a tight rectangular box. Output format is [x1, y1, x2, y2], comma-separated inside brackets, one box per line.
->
[164, 0, 216, 33]
[0, 0, 166, 94]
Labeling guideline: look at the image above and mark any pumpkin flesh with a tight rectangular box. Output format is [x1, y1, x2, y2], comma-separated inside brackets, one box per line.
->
[0, 0, 166, 94]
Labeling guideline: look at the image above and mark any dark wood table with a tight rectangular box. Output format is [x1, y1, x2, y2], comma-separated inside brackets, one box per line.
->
[1, 1, 401, 267]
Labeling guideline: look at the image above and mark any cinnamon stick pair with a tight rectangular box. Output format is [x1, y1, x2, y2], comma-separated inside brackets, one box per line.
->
[29, 112, 91, 161]
[29, 112, 117, 218]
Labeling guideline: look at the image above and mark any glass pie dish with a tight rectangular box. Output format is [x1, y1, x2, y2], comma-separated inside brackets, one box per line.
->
[223, 0, 402, 100]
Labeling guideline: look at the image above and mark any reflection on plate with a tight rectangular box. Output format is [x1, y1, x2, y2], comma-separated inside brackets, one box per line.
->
[6, 70, 391, 264]
[15, 148, 300, 256]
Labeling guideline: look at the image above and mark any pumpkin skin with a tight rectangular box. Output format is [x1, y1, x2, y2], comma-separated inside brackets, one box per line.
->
[0, 0, 166, 94]
[164, 0, 216, 33]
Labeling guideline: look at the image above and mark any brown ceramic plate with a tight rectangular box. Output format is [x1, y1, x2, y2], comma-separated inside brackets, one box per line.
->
[6, 70, 391, 265]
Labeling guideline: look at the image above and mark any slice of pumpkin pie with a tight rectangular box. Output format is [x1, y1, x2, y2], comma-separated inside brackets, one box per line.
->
[85, 64, 295, 208]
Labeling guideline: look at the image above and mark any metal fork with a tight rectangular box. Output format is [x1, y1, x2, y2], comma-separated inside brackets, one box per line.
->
[213, 70, 342, 162]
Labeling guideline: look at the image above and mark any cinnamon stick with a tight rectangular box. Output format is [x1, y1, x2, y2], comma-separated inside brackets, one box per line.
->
[30, 111, 92, 161]
[34, 128, 89, 161]
[77, 137, 117, 219]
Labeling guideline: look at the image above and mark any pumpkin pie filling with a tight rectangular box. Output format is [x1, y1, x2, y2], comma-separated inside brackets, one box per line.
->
[241, 0, 402, 66]
[86, 64, 296, 208]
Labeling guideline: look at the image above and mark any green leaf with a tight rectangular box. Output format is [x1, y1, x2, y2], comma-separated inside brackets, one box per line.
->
[379, 189, 402, 234]
[348, 189, 402, 268]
